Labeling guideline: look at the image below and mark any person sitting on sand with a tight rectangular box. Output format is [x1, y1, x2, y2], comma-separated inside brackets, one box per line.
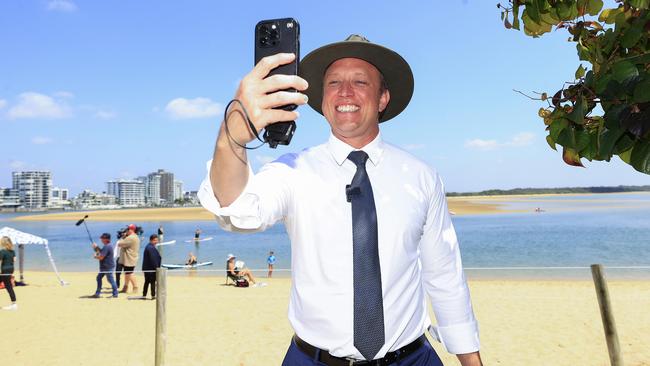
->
[186, 252, 198, 266]
[226, 254, 256, 285]
[0, 236, 17, 310]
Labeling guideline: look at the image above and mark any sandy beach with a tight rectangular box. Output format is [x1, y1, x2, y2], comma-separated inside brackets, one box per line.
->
[1, 271, 649, 365]
[10, 197, 510, 222]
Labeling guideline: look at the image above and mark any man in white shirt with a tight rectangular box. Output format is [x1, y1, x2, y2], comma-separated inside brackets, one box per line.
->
[199, 35, 482, 366]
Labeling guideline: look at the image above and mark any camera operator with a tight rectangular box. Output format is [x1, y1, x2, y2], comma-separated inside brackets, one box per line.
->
[91, 233, 118, 298]
[116, 224, 140, 294]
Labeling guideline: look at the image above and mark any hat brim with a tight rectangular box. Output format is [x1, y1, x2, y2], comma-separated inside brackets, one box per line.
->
[299, 40, 414, 123]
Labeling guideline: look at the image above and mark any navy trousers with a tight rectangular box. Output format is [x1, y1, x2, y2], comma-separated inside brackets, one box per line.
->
[281, 338, 444, 366]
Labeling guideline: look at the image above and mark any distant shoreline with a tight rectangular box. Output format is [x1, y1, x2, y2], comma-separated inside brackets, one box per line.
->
[11, 196, 514, 222]
[9, 191, 650, 222]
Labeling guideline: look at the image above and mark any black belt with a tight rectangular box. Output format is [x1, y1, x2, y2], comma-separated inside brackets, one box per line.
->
[293, 334, 427, 366]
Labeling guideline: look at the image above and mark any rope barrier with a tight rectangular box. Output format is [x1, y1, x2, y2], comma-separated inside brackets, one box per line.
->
[13, 265, 650, 275]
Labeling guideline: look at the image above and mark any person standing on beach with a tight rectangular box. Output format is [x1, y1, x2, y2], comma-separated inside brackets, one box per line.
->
[199, 35, 481, 365]
[157, 225, 164, 243]
[267, 250, 276, 278]
[0, 236, 17, 310]
[141, 234, 161, 299]
[91, 233, 118, 298]
[117, 224, 140, 293]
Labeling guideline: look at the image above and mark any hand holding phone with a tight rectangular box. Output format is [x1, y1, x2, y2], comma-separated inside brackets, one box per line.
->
[254, 18, 300, 148]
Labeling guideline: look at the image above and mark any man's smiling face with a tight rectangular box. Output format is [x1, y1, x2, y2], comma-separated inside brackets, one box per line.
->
[321, 58, 390, 145]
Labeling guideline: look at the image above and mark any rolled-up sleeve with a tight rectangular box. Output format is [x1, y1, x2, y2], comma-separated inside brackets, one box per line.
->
[419, 172, 480, 354]
[198, 158, 292, 233]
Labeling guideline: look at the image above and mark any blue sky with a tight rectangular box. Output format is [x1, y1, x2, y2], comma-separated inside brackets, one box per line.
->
[1, 0, 647, 195]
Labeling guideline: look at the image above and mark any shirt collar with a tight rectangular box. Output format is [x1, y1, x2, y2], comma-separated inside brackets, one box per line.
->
[327, 132, 384, 167]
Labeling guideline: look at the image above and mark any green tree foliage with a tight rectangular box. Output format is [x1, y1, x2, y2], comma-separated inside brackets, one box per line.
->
[499, 0, 650, 174]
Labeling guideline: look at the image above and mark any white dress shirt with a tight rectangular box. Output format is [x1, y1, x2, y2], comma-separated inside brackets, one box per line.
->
[199, 133, 480, 359]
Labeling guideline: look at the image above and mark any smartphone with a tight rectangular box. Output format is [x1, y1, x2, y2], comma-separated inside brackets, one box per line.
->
[254, 18, 300, 148]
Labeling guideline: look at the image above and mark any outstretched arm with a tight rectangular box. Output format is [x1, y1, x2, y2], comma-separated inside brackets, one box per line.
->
[210, 53, 308, 207]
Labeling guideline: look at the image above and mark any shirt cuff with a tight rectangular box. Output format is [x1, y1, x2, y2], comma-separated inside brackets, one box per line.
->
[428, 321, 480, 354]
[197, 159, 263, 231]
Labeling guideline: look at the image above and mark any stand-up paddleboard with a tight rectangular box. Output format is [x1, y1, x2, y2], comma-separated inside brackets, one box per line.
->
[162, 261, 214, 270]
[184, 237, 213, 243]
[157, 240, 176, 246]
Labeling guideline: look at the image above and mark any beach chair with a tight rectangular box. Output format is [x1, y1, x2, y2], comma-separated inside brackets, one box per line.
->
[225, 271, 249, 287]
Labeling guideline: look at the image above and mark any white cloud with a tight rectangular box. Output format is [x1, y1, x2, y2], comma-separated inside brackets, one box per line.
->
[47, 0, 78, 12]
[465, 132, 535, 151]
[256, 155, 276, 165]
[165, 97, 222, 119]
[465, 139, 500, 151]
[0, 99, 6, 109]
[94, 110, 116, 120]
[9, 160, 26, 170]
[8, 92, 72, 119]
[508, 132, 535, 147]
[32, 136, 54, 145]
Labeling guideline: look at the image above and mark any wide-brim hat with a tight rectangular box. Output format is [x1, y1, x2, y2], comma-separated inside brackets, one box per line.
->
[299, 34, 414, 123]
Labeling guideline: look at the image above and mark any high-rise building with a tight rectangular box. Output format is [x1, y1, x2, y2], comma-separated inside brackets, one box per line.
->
[142, 172, 161, 205]
[106, 179, 145, 207]
[12, 171, 52, 209]
[158, 169, 174, 203]
[0, 188, 20, 208]
[173, 180, 183, 202]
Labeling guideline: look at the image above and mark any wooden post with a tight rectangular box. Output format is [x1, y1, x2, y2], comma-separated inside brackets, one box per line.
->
[591, 264, 623, 366]
[18, 244, 25, 282]
[155, 268, 167, 366]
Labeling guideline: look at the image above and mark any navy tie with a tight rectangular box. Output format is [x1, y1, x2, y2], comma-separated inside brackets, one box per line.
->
[347, 150, 385, 361]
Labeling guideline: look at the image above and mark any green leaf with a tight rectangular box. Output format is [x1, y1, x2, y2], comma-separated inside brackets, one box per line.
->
[512, 2, 520, 30]
[629, 0, 650, 9]
[613, 134, 635, 154]
[557, 127, 577, 149]
[594, 74, 612, 94]
[575, 130, 591, 151]
[577, 0, 588, 15]
[633, 78, 650, 103]
[611, 61, 639, 83]
[575, 64, 586, 79]
[546, 135, 557, 150]
[587, 0, 604, 15]
[549, 119, 569, 141]
[581, 135, 599, 161]
[618, 148, 632, 164]
[598, 128, 625, 158]
[630, 141, 650, 174]
[620, 21, 643, 48]
[567, 97, 587, 124]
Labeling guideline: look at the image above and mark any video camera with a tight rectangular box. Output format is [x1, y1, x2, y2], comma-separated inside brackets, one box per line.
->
[117, 225, 143, 239]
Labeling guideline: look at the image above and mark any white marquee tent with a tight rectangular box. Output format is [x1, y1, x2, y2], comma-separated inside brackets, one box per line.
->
[0, 226, 67, 286]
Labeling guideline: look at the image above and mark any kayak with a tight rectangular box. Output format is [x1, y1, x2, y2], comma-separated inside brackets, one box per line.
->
[162, 261, 214, 269]
[184, 237, 213, 243]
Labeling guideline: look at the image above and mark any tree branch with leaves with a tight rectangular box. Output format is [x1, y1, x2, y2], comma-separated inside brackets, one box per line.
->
[499, 0, 650, 174]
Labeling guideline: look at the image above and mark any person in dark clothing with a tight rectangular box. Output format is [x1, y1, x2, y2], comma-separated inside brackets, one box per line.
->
[142, 234, 162, 299]
[0, 236, 17, 310]
[92, 233, 118, 298]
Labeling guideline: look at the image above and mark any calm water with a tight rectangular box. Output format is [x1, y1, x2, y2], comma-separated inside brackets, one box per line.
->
[1, 193, 649, 279]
